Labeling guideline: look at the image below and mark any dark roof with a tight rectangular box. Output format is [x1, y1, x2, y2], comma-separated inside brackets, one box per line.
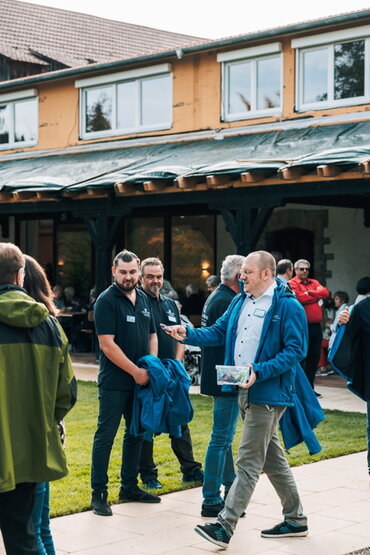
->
[0, 0, 207, 69]
[1, 121, 370, 198]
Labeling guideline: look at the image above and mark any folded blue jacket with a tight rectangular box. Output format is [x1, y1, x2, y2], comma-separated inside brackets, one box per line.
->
[280, 365, 324, 455]
[130, 355, 193, 440]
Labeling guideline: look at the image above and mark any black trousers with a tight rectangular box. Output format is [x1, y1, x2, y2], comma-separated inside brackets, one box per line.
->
[303, 323, 323, 387]
[0, 483, 38, 554]
[139, 424, 201, 482]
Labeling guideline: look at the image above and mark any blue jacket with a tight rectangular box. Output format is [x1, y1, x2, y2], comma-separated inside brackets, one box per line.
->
[280, 366, 324, 455]
[185, 280, 308, 407]
[130, 355, 193, 440]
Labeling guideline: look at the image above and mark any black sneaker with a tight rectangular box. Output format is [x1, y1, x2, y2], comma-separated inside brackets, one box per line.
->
[119, 486, 161, 503]
[261, 521, 308, 538]
[201, 501, 224, 517]
[91, 493, 112, 516]
[143, 479, 163, 489]
[314, 391, 322, 398]
[183, 468, 204, 483]
[194, 523, 230, 549]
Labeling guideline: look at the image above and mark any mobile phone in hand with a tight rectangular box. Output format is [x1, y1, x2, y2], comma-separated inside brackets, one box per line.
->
[160, 323, 173, 332]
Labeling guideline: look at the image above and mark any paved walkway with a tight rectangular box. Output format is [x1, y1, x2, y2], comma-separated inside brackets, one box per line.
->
[1, 363, 369, 554]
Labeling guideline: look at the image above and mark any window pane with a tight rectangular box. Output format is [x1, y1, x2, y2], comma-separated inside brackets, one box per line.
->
[141, 74, 171, 126]
[228, 61, 251, 114]
[85, 86, 112, 132]
[257, 56, 281, 109]
[172, 215, 215, 294]
[0, 104, 9, 144]
[125, 217, 164, 261]
[334, 40, 365, 99]
[303, 48, 328, 103]
[117, 81, 136, 129]
[56, 227, 92, 299]
[14, 99, 37, 143]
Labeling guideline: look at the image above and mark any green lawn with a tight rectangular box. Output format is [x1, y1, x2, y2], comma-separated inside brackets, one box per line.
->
[51, 381, 367, 517]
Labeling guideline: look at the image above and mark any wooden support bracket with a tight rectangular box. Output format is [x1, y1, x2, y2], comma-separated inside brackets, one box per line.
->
[114, 182, 134, 195]
[360, 161, 370, 174]
[143, 180, 167, 192]
[241, 171, 267, 183]
[316, 164, 341, 177]
[206, 174, 233, 188]
[12, 191, 37, 201]
[279, 166, 306, 180]
[175, 176, 199, 189]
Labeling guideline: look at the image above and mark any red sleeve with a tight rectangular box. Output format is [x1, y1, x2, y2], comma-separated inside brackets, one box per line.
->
[306, 280, 330, 300]
[289, 279, 317, 306]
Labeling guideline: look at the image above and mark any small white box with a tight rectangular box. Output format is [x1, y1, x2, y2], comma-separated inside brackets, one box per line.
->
[216, 365, 250, 386]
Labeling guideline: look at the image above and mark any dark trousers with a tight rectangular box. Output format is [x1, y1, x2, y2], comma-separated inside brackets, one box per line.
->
[91, 388, 143, 495]
[303, 323, 323, 387]
[139, 424, 201, 482]
[0, 483, 38, 554]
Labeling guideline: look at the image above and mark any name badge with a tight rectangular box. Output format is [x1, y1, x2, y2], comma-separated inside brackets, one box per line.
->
[126, 315, 136, 323]
[253, 308, 266, 318]
[168, 316, 177, 322]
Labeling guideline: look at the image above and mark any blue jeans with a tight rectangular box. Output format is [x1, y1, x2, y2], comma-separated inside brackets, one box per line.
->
[91, 388, 143, 495]
[367, 402, 370, 474]
[32, 482, 55, 555]
[202, 396, 240, 505]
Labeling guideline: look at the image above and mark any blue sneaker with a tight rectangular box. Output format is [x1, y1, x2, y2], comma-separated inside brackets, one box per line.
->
[261, 521, 308, 538]
[194, 523, 230, 549]
[143, 479, 163, 489]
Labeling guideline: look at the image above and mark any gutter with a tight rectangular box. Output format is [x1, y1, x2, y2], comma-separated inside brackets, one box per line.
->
[1, 9, 370, 92]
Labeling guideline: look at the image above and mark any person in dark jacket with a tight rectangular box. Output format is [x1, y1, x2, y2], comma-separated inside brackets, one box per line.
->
[338, 282, 370, 475]
[0, 243, 76, 555]
[138, 257, 203, 488]
[91, 250, 160, 517]
[166, 251, 308, 549]
[200, 254, 244, 517]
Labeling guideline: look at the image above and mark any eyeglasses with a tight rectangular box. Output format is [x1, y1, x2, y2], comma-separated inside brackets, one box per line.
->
[297, 268, 309, 271]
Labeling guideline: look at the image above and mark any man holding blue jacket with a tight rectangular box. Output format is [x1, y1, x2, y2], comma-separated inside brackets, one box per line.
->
[167, 250, 308, 549]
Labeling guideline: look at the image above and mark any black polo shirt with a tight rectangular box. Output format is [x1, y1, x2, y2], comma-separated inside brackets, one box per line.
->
[95, 284, 156, 390]
[201, 284, 237, 397]
[140, 288, 181, 359]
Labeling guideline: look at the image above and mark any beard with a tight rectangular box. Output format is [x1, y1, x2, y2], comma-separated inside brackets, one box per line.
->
[115, 279, 137, 292]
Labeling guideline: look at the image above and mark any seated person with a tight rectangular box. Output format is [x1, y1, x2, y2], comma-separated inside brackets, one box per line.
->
[52, 285, 65, 311]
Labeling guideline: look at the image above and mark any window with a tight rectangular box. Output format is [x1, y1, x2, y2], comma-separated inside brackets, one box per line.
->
[218, 43, 282, 121]
[0, 89, 38, 149]
[76, 64, 172, 139]
[293, 26, 370, 110]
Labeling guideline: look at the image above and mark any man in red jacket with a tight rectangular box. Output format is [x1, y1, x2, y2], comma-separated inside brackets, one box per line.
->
[289, 259, 329, 395]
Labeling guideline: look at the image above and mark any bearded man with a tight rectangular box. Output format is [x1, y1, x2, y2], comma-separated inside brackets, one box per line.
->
[91, 250, 160, 516]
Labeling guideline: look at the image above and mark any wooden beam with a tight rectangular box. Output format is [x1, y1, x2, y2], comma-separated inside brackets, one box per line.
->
[360, 161, 370, 174]
[35, 191, 59, 201]
[87, 188, 108, 197]
[12, 191, 37, 201]
[143, 180, 167, 192]
[114, 182, 134, 195]
[175, 176, 199, 189]
[241, 171, 267, 183]
[279, 166, 306, 180]
[316, 164, 341, 177]
[206, 174, 233, 187]
[0, 192, 13, 202]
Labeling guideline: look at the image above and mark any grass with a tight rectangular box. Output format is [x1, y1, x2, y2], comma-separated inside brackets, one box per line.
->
[50, 380, 367, 517]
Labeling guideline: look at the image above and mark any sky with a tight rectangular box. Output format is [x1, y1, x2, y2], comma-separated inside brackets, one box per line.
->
[22, 0, 370, 39]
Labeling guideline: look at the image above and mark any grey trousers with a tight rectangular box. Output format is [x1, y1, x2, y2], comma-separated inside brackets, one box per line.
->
[218, 391, 307, 536]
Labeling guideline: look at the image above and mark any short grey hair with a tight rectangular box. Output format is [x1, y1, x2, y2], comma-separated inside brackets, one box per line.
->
[220, 255, 245, 282]
[294, 259, 310, 269]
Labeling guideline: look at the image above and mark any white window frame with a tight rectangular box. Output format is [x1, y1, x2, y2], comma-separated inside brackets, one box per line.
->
[76, 64, 173, 139]
[294, 26, 370, 111]
[218, 43, 283, 122]
[0, 89, 38, 150]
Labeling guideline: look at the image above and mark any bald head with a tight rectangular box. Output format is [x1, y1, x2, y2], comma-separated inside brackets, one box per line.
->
[241, 251, 276, 298]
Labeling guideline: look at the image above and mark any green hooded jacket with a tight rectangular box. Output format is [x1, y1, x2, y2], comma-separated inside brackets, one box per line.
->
[0, 285, 77, 493]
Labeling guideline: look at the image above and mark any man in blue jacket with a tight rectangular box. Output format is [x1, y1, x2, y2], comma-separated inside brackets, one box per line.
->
[167, 250, 308, 549]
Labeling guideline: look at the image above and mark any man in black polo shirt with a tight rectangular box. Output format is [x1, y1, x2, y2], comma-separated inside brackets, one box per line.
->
[139, 257, 203, 488]
[200, 254, 244, 517]
[91, 250, 160, 516]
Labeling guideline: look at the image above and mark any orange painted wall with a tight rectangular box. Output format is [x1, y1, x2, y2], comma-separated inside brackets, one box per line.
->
[3, 25, 370, 155]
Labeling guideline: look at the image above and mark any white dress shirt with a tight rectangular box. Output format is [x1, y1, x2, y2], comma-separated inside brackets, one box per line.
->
[234, 282, 276, 366]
